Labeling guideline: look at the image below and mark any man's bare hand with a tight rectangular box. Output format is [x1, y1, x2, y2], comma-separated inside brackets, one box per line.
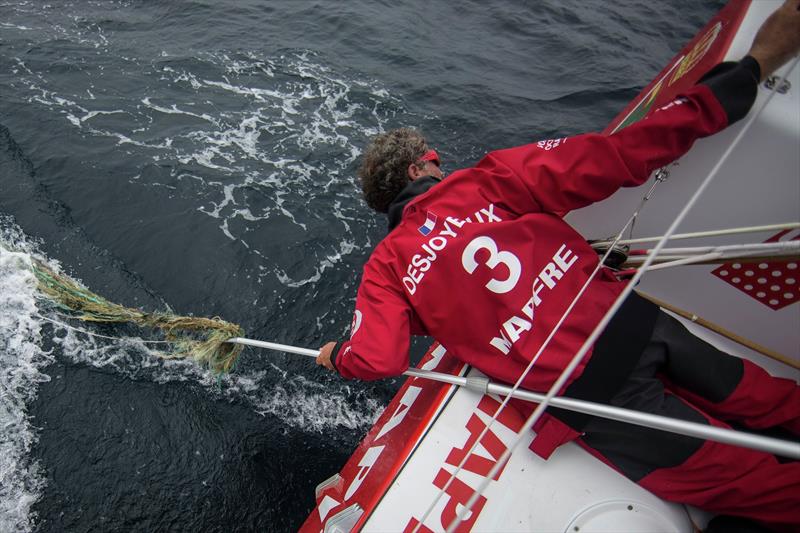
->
[748, 0, 800, 81]
[316, 341, 336, 371]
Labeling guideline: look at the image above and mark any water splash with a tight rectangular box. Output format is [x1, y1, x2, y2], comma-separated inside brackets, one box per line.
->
[1, 216, 384, 426]
[0, 216, 384, 530]
[0, 223, 52, 533]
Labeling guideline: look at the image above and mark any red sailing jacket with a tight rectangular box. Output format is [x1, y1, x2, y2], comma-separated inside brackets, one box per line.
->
[334, 83, 728, 393]
[332, 54, 766, 455]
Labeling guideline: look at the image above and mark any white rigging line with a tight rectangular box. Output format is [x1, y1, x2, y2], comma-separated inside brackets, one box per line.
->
[622, 241, 800, 272]
[630, 240, 799, 257]
[443, 56, 800, 533]
[633, 251, 725, 272]
[592, 222, 800, 247]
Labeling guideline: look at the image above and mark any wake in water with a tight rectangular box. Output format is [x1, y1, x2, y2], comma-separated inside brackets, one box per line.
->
[0, 217, 385, 532]
[0, 224, 51, 533]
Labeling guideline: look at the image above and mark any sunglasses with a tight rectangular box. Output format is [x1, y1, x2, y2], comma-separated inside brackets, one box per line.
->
[418, 149, 440, 167]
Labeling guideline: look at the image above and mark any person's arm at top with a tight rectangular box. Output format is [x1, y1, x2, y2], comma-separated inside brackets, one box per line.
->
[681, 0, 800, 125]
[474, 0, 800, 216]
[749, 0, 800, 82]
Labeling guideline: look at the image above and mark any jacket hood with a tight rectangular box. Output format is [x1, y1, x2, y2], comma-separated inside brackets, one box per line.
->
[386, 176, 441, 231]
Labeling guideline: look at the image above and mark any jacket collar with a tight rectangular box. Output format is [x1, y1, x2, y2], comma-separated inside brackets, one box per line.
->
[386, 176, 441, 231]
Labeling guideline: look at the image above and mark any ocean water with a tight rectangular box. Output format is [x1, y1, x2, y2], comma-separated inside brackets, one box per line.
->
[0, 1, 725, 531]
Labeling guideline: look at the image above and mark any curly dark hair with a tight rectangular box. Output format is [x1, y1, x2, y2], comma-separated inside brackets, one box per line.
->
[357, 128, 429, 213]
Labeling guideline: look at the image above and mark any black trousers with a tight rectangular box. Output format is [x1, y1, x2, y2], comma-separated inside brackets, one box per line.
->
[576, 311, 800, 530]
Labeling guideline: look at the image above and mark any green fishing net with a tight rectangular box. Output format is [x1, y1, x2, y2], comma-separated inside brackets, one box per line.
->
[32, 259, 244, 374]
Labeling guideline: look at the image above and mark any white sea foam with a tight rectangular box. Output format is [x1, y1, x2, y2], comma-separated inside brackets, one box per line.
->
[274, 238, 357, 288]
[52, 315, 383, 438]
[0, 22, 33, 31]
[0, 227, 52, 533]
[141, 97, 219, 126]
[43, 308, 383, 435]
[249, 373, 383, 433]
[12, 42, 398, 267]
[2, 5, 398, 450]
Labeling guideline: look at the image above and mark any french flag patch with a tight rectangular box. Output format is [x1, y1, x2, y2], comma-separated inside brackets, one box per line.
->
[418, 212, 438, 236]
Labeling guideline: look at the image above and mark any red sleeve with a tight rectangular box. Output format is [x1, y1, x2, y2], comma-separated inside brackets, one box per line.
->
[333, 261, 412, 380]
[474, 84, 729, 215]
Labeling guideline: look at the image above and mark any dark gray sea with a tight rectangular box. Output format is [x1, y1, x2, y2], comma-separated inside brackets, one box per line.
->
[0, 1, 724, 531]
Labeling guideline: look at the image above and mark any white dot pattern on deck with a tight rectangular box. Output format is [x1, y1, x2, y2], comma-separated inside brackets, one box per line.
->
[713, 260, 798, 311]
[710, 231, 800, 311]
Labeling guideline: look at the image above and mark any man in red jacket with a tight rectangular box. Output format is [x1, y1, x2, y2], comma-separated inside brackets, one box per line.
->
[318, 2, 800, 530]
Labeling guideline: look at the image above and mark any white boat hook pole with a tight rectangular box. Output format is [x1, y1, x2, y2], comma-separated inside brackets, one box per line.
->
[226, 337, 800, 460]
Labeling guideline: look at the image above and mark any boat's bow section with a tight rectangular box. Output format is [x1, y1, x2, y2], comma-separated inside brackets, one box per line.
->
[302, 1, 798, 531]
[300, 345, 467, 532]
[300, 345, 693, 533]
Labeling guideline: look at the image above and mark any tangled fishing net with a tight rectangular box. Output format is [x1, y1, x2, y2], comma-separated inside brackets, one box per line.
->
[31, 258, 244, 374]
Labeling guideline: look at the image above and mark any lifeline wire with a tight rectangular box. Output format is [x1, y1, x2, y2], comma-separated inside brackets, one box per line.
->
[444, 56, 799, 533]
[631, 240, 799, 257]
[624, 241, 799, 273]
[626, 240, 799, 259]
[592, 221, 800, 246]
